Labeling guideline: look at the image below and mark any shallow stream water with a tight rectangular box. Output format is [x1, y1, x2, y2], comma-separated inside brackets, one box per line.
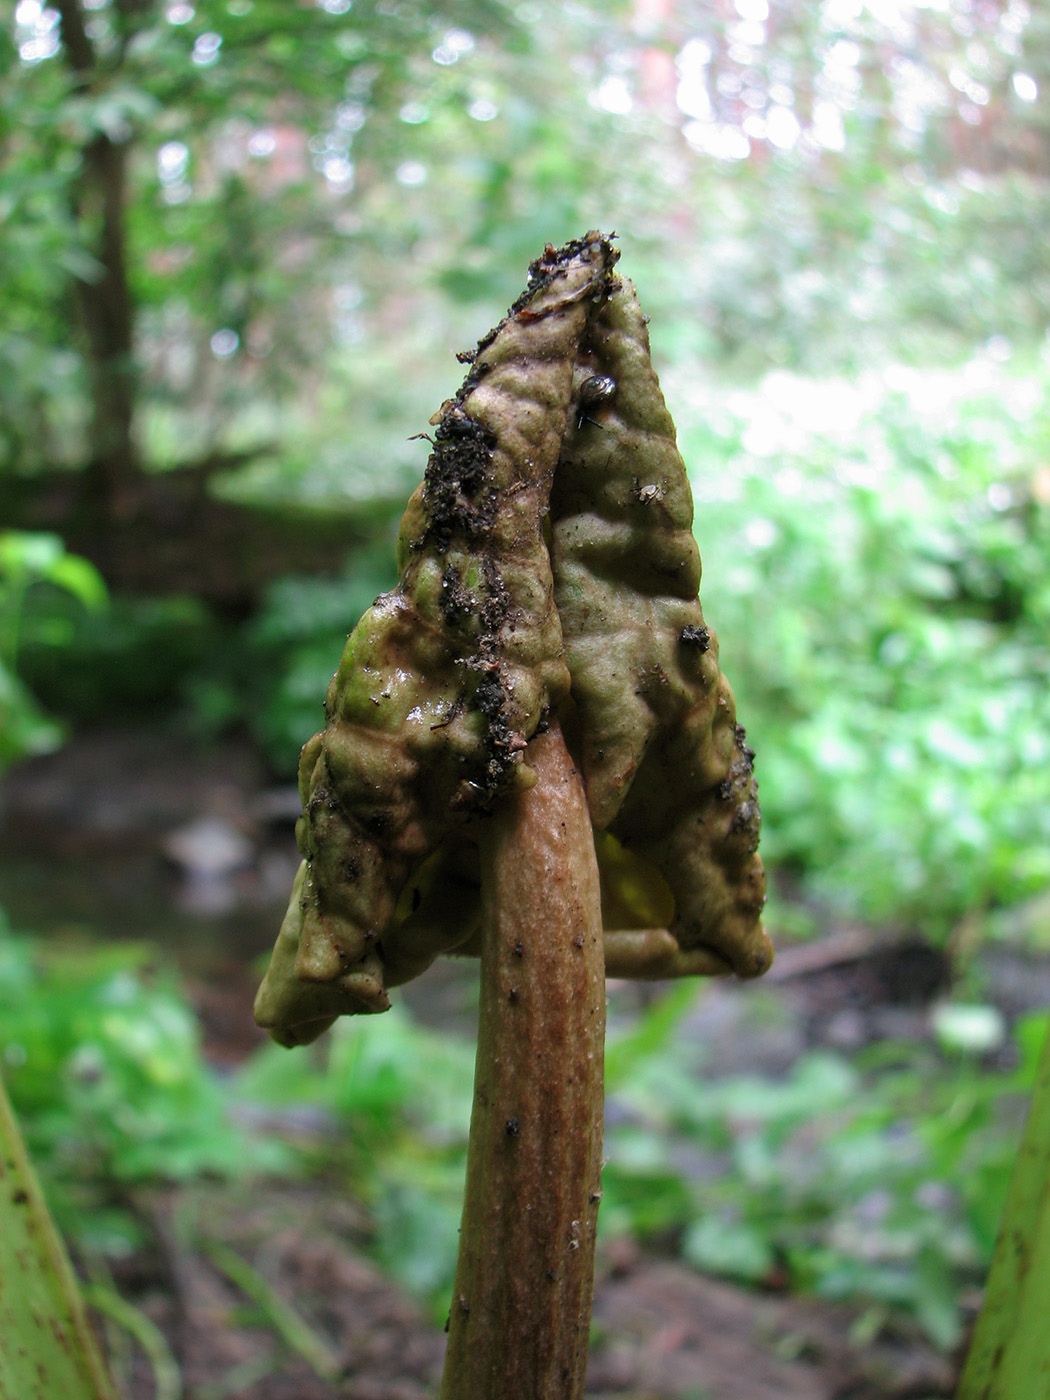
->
[0, 727, 487, 1052]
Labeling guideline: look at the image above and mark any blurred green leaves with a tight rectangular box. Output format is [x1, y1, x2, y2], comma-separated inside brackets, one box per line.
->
[237, 1003, 476, 1309]
[234, 977, 1045, 1348]
[0, 531, 106, 770]
[670, 353, 1050, 937]
[0, 914, 288, 1190]
[600, 982, 1045, 1349]
[1, 896, 1041, 1349]
[243, 542, 397, 768]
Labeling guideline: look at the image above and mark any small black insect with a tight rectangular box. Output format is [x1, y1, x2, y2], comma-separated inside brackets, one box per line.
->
[576, 374, 616, 429]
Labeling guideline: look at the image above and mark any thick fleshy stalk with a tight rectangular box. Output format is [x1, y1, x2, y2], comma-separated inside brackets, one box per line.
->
[439, 718, 605, 1400]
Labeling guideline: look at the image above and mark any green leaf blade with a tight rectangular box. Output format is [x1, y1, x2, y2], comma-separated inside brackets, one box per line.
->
[0, 1073, 117, 1400]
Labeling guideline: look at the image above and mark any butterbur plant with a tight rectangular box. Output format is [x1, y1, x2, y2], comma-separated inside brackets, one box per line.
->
[255, 233, 772, 1398]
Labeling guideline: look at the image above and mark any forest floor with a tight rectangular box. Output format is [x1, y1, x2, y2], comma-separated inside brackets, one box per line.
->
[102, 1177, 959, 1400]
[1, 727, 1018, 1400]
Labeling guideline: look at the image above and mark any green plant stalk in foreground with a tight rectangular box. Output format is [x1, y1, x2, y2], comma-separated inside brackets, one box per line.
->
[255, 232, 772, 1395]
[957, 1018, 1050, 1399]
[0, 1070, 117, 1400]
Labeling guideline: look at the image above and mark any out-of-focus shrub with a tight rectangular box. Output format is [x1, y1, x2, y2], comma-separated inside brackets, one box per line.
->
[669, 352, 1050, 937]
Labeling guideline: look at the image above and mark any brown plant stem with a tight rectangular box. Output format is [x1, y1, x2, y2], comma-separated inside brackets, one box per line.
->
[439, 718, 606, 1400]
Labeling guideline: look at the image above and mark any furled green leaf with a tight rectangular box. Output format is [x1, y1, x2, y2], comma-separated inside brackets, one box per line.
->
[255, 235, 770, 1047]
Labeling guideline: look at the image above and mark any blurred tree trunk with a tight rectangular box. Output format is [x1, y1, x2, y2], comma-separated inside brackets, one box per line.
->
[76, 133, 139, 521]
[54, 0, 143, 526]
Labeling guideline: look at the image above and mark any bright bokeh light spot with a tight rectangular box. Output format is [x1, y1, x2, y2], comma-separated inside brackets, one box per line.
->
[166, 2, 194, 23]
[210, 328, 240, 359]
[592, 74, 632, 115]
[336, 102, 366, 132]
[889, 55, 947, 135]
[396, 160, 427, 187]
[157, 141, 189, 182]
[866, 0, 916, 43]
[676, 39, 713, 121]
[932, 1003, 1006, 1054]
[812, 99, 846, 150]
[15, 0, 60, 61]
[468, 98, 499, 122]
[192, 31, 222, 64]
[319, 0, 351, 12]
[731, 20, 766, 47]
[400, 102, 428, 124]
[745, 518, 778, 549]
[158, 140, 192, 204]
[679, 37, 712, 71]
[683, 122, 751, 161]
[19, 35, 59, 60]
[775, 465, 805, 495]
[248, 129, 276, 157]
[322, 155, 354, 186]
[767, 104, 801, 150]
[760, 371, 868, 440]
[433, 29, 474, 65]
[950, 67, 989, 104]
[1013, 71, 1038, 101]
[1001, 2, 1030, 35]
[823, 38, 861, 95]
[15, 0, 44, 25]
[734, 0, 768, 18]
[677, 79, 712, 121]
